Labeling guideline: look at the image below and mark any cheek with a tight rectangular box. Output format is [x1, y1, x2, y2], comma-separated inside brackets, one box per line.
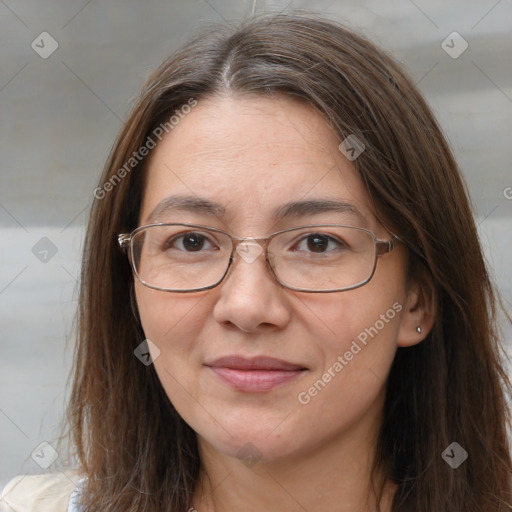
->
[134, 284, 212, 386]
[293, 296, 402, 441]
[296, 274, 405, 398]
[310, 298, 401, 373]
[135, 283, 205, 341]
[301, 284, 404, 349]
[135, 284, 213, 411]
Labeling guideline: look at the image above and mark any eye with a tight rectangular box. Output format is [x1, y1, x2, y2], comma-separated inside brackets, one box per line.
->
[293, 233, 346, 253]
[165, 231, 217, 252]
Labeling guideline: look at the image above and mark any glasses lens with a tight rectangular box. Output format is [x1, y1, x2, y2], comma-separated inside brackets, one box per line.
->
[131, 225, 232, 291]
[269, 226, 377, 291]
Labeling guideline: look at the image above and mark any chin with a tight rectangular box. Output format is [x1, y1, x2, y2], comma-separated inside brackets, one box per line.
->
[194, 417, 307, 465]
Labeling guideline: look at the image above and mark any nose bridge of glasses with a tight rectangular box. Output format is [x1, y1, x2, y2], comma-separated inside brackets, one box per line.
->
[233, 237, 266, 265]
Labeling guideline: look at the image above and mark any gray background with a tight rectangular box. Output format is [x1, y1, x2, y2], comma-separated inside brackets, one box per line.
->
[1, 0, 511, 491]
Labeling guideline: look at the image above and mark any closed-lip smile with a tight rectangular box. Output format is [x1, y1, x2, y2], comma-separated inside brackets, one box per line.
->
[205, 356, 308, 392]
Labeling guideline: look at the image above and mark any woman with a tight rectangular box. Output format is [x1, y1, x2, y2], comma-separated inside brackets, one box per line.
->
[2, 13, 510, 512]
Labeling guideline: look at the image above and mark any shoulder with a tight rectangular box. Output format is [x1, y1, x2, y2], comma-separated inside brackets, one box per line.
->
[1, 471, 84, 512]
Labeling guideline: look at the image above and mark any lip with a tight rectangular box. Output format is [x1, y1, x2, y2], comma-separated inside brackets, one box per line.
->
[206, 356, 308, 392]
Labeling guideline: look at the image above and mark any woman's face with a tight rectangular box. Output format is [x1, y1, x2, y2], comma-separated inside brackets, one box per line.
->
[135, 94, 413, 464]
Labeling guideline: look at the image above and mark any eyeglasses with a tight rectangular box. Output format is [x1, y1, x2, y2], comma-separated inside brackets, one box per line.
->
[118, 223, 396, 293]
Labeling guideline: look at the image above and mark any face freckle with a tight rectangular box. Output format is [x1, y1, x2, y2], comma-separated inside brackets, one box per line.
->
[134, 93, 410, 465]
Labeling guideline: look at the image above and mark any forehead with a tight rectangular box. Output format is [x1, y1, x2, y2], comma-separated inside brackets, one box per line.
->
[140, 94, 376, 232]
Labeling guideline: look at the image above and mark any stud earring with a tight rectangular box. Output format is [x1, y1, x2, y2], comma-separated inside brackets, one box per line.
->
[416, 326, 422, 334]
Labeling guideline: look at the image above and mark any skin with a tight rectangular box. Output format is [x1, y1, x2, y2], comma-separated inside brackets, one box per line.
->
[135, 95, 435, 512]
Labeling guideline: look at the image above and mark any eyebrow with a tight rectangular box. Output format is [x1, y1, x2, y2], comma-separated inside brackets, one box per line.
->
[145, 194, 364, 224]
[273, 198, 362, 222]
[146, 195, 226, 224]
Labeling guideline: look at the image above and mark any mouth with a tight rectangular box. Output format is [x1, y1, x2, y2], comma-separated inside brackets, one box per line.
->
[205, 355, 308, 392]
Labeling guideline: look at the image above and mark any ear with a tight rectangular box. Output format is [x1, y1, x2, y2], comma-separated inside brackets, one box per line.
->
[397, 272, 436, 347]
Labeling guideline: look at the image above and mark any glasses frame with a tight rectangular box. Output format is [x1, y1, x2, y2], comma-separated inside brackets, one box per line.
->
[118, 222, 397, 293]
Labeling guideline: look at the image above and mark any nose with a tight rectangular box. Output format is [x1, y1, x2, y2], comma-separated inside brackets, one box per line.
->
[212, 242, 292, 333]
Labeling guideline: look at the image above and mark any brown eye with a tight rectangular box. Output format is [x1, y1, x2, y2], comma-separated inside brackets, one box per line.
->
[293, 233, 345, 254]
[181, 233, 206, 251]
[306, 234, 329, 252]
[165, 232, 215, 252]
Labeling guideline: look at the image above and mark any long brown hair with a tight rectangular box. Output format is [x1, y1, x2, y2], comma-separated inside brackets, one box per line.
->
[64, 13, 512, 511]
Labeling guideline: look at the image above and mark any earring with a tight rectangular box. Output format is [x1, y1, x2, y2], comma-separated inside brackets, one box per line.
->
[416, 326, 422, 334]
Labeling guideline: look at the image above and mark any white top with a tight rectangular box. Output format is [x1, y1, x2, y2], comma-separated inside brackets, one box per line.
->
[66, 478, 86, 512]
[0, 471, 84, 512]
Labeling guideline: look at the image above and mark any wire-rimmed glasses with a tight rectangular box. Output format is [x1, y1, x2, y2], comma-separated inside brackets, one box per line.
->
[118, 223, 396, 293]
